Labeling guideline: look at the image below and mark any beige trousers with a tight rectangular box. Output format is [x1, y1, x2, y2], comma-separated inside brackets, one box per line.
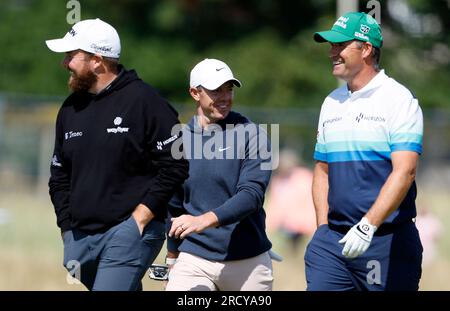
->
[166, 251, 273, 291]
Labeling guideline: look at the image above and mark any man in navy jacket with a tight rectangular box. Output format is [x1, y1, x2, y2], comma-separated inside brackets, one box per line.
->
[165, 59, 274, 291]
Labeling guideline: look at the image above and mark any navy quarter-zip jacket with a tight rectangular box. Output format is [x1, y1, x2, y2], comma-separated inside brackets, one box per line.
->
[167, 112, 272, 260]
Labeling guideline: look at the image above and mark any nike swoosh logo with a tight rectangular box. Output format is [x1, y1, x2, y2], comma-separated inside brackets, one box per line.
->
[218, 146, 230, 152]
[216, 67, 225, 71]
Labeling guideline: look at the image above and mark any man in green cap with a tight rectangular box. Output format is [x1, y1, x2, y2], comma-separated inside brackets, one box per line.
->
[305, 12, 424, 290]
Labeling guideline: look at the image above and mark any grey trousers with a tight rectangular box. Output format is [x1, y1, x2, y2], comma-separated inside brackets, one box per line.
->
[63, 216, 165, 291]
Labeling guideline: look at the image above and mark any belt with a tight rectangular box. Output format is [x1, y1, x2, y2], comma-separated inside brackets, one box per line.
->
[328, 219, 414, 236]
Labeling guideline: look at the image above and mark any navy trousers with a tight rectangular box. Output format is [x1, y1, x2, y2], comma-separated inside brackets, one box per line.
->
[63, 216, 165, 291]
[304, 222, 422, 291]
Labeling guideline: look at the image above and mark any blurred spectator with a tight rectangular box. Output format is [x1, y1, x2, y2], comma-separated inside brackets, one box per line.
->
[415, 207, 443, 265]
[265, 149, 316, 251]
[0, 208, 11, 225]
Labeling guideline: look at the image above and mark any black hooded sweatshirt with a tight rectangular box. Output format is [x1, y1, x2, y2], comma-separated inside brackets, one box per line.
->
[49, 67, 189, 233]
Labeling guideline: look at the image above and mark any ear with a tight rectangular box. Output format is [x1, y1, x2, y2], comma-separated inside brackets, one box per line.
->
[362, 42, 373, 59]
[189, 87, 201, 101]
[90, 54, 104, 71]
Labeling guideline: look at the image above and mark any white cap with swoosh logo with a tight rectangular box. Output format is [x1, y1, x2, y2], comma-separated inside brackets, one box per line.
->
[190, 58, 242, 90]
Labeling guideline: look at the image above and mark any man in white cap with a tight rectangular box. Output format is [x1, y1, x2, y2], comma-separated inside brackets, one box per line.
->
[163, 59, 276, 291]
[46, 18, 189, 290]
[306, 12, 423, 291]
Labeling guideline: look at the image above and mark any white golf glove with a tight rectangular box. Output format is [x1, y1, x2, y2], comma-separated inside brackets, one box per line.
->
[338, 217, 377, 259]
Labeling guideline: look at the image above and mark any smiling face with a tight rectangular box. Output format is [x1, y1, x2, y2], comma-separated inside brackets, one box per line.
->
[62, 50, 97, 93]
[190, 81, 235, 127]
[328, 40, 366, 82]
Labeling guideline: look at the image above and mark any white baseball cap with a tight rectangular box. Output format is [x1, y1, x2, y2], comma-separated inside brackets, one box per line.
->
[45, 18, 121, 58]
[190, 58, 242, 90]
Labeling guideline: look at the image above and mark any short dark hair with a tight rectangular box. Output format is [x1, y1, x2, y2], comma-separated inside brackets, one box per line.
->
[355, 40, 381, 70]
[102, 56, 119, 72]
[372, 47, 381, 70]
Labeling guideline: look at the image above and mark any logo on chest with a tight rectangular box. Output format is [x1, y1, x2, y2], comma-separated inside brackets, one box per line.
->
[355, 113, 386, 123]
[65, 131, 83, 140]
[106, 116, 129, 134]
[322, 117, 343, 128]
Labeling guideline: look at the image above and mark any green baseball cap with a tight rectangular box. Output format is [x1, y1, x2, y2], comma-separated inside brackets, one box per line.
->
[314, 12, 383, 48]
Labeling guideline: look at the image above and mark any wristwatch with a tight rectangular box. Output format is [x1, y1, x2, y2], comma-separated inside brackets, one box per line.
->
[165, 257, 177, 265]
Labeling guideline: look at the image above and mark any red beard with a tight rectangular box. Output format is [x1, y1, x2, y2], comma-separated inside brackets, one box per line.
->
[68, 69, 97, 93]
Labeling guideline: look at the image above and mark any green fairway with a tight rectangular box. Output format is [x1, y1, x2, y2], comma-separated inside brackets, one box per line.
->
[0, 187, 448, 290]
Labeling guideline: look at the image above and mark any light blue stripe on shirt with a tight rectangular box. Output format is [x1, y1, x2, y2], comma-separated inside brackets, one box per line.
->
[390, 133, 423, 144]
[324, 141, 390, 153]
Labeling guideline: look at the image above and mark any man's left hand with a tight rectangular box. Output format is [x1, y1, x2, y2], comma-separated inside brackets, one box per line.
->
[169, 212, 219, 239]
[338, 217, 377, 258]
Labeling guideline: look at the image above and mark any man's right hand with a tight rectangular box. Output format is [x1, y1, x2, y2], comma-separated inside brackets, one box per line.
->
[132, 203, 155, 235]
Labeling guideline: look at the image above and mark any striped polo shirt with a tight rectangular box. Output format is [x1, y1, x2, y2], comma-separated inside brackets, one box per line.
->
[314, 70, 423, 226]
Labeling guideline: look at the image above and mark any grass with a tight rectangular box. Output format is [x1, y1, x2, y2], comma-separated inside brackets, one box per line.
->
[0, 187, 448, 291]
